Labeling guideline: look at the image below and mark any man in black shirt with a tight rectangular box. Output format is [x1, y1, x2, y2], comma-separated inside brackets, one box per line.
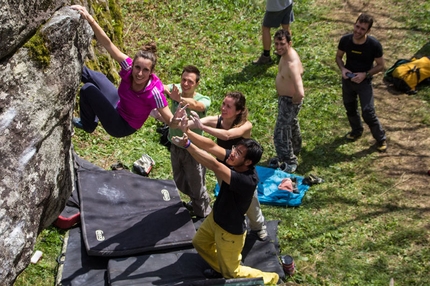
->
[335, 13, 387, 152]
[171, 118, 279, 285]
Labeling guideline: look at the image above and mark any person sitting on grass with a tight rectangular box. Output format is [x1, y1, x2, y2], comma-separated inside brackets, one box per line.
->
[171, 117, 279, 285]
[71, 5, 181, 137]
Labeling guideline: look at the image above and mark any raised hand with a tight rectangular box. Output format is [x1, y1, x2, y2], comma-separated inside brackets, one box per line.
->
[171, 133, 189, 148]
[190, 110, 204, 130]
[70, 5, 93, 23]
[170, 84, 181, 102]
[179, 115, 189, 133]
[170, 103, 189, 128]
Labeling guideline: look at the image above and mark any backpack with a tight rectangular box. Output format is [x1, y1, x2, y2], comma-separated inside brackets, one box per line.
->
[384, 56, 430, 94]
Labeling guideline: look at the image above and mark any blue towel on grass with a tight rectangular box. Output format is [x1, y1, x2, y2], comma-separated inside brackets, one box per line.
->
[214, 165, 310, 207]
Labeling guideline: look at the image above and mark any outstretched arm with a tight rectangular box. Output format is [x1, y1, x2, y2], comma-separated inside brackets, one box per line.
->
[71, 5, 127, 63]
[190, 111, 252, 140]
[165, 85, 207, 112]
[177, 115, 226, 160]
[185, 129, 226, 161]
[157, 103, 188, 129]
[172, 133, 232, 184]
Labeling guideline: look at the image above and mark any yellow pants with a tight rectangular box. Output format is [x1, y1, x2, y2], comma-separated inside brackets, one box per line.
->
[192, 212, 279, 285]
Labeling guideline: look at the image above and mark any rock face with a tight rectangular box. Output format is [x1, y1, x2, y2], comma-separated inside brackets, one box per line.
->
[0, 3, 93, 285]
[0, 0, 67, 60]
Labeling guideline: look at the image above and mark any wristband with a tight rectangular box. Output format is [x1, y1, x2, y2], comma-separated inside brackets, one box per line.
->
[184, 140, 191, 149]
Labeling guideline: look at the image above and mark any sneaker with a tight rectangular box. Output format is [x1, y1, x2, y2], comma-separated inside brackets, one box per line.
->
[110, 162, 129, 171]
[302, 174, 324, 186]
[345, 132, 362, 141]
[252, 54, 273, 65]
[377, 140, 387, 152]
[203, 268, 223, 279]
[280, 162, 297, 173]
[183, 202, 207, 219]
[183, 201, 194, 212]
[255, 225, 268, 241]
[268, 157, 280, 169]
[72, 117, 83, 129]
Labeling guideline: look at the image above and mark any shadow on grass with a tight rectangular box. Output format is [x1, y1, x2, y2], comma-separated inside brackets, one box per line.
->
[223, 60, 276, 85]
[414, 41, 430, 59]
[298, 136, 377, 174]
[294, 192, 430, 284]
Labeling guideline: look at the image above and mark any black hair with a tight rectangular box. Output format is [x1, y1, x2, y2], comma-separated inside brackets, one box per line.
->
[182, 65, 201, 83]
[274, 29, 292, 42]
[236, 138, 263, 167]
[356, 13, 374, 30]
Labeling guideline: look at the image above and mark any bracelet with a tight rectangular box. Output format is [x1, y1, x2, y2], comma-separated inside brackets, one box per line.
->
[184, 140, 191, 149]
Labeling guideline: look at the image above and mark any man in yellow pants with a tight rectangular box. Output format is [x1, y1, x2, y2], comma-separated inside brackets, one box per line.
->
[171, 116, 279, 285]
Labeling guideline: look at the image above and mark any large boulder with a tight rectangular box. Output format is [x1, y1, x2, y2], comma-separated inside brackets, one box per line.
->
[0, 5, 93, 285]
[0, 0, 67, 60]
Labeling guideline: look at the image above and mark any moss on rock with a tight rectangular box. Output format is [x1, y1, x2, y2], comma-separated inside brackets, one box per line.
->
[24, 31, 51, 69]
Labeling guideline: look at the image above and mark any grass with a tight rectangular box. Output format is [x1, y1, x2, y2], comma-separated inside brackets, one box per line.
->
[15, 0, 430, 285]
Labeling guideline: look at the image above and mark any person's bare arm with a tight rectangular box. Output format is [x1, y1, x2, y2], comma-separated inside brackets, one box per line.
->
[188, 114, 218, 129]
[165, 85, 206, 112]
[190, 111, 252, 139]
[290, 62, 305, 104]
[181, 97, 206, 112]
[352, 56, 385, 84]
[196, 118, 252, 141]
[176, 116, 226, 160]
[184, 129, 226, 161]
[203, 121, 252, 140]
[163, 85, 172, 97]
[71, 5, 127, 63]
[369, 56, 385, 76]
[172, 134, 232, 184]
[335, 49, 351, 79]
[157, 104, 188, 128]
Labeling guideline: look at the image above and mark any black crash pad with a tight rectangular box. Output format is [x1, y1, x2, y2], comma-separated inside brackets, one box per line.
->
[105, 220, 284, 285]
[58, 221, 284, 285]
[58, 226, 109, 286]
[78, 169, 196, 257]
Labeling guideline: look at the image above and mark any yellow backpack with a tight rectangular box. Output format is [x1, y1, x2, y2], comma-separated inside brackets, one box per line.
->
[385, 56, 430, 94]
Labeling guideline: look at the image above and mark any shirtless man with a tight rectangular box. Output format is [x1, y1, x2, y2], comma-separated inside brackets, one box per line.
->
[272, 29, 304, 173]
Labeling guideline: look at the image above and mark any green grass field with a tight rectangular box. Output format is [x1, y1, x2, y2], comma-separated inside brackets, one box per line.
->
[16, 0, 430, 285]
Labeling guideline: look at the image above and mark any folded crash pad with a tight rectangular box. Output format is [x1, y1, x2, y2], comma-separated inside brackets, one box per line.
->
[76, 160, 196, 257]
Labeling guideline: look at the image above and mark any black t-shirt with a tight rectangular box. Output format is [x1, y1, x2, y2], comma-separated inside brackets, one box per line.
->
[213, 150, 258, 235]
[338, 34, 383, 72]
[215, 116, 243, 149]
